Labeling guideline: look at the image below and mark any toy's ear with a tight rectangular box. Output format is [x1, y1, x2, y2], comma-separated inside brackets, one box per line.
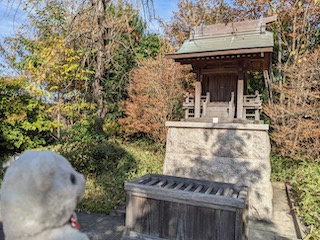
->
[32, 157, 56, 192]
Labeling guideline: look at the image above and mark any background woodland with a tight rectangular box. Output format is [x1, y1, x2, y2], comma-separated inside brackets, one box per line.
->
[0, 0, 319, 238]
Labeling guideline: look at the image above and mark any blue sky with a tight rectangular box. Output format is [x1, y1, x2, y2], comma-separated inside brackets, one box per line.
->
[0, 0, 179, 37]
[148, 0, 179, 32]
[153, 0, 179, 20]
[0, 0, 27, 37]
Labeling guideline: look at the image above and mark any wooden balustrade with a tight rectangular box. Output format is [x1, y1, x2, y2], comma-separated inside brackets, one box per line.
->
[243, 90, 262, 121]
[183, 90, 262, 122]
[183, 92, 210, 119]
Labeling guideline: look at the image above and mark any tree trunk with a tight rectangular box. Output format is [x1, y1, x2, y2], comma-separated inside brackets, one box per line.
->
[92, 0, 110, 131]
[277, 26, 285, 126]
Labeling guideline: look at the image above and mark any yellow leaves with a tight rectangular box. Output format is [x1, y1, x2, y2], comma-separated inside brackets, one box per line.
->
[26, 83, 47, 97]
[49, 85, 59, 91]
[40, 72, 46, 80]
[6, 112, 27, 123]
[65, 63, 78, 73]
[24, 36, 90, 92]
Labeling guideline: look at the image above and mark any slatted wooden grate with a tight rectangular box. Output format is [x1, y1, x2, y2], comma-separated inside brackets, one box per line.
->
[123, 174, 249, 240]
[126, 174, 248, 210]
[136, 174, 247, 199]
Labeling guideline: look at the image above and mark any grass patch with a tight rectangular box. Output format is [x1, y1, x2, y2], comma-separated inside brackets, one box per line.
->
[0, 122, 164, 215]
[271, 153, 320, 239]
[57, 137, 164, 214]
[292, 161, 320, 239]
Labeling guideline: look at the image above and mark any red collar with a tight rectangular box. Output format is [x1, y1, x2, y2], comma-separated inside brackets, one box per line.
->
[70, 214, 81, 229]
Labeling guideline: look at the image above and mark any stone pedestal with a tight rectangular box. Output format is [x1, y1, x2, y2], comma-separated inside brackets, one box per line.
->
[163, 121, 273, 221]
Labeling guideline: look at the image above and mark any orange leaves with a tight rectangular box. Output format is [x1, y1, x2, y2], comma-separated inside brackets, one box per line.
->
[121, 57, 194, 144]
[165, 0, 232, 46]
[265, 47, 320, 161]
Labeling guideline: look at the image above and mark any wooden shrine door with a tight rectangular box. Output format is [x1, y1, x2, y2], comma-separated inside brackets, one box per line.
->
[202, 74, 237, 102]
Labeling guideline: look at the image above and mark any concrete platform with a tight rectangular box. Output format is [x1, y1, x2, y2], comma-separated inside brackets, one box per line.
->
[77, 213, 125, 240]
[0, 182, 303, 239]
[248, 182, 303, 240]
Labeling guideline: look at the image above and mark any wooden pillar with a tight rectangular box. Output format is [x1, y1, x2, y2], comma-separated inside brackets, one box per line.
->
[195, 81, 202, 118]
[237, 64, 244, 119]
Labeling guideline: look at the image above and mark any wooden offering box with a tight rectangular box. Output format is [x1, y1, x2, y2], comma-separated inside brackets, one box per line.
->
[122, 174, 248, 240]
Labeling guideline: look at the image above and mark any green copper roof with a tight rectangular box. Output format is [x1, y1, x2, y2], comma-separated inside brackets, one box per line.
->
[176, 32, 274, 55]
[168, 17, 277, 58]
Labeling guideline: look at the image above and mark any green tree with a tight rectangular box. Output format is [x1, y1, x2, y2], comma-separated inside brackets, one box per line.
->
[101, 3, 146, 120]
[0, 77, 56, 154]
[1, 0, 94, 139]
[1, 0, 155, 135]
[136, 33, 161, 59]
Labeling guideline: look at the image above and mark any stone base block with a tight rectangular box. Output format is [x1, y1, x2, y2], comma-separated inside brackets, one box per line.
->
[163, 122, 273, 220]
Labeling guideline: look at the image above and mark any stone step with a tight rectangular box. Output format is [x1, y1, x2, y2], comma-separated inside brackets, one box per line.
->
[206, 108, 228, 112]
[205, 108, 228, 112]
[207, 102, 229, 107]
[204, 114, 229, 119]
[204, 108, 229, 118]
[184, 117, 233, 123]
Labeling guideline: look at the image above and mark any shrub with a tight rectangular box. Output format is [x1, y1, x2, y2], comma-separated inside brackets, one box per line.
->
[265, 48, 320, 161]
[76, 139, 163, 213]
[120, 57, 194, 145]
[57, 122, 163, 213]
[0, 77, 56, 155]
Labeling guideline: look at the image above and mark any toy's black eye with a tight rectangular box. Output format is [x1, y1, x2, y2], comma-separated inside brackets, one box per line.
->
[70, 173, 76, 185]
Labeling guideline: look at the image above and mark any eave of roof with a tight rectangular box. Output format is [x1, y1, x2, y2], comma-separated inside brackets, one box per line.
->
[166, 47, 273, 60]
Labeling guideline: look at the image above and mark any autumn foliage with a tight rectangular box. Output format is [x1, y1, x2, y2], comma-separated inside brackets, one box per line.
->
[120, 57, 193, 144]
[264, 47, 320, 161]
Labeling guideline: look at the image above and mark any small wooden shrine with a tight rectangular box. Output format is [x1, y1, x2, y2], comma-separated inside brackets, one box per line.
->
[164, 17, 277, 221]
[167, 16, 276, 123]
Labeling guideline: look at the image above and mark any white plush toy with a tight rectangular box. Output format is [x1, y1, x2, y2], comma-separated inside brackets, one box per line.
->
[0, 150, 89, 240]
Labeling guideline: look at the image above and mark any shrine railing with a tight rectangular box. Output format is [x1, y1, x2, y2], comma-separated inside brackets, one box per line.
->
[183, 92, 210, 119]
[243, 90, 262, 121]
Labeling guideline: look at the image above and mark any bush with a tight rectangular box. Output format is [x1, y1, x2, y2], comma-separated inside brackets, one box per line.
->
[57, 122, 163, 213]
[265, 48, 320, 161]
[0, 77, 56, 156]
[120, 57, 194, 145]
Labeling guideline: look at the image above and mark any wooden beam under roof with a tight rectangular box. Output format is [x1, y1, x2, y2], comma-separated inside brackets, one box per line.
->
[166, 47, 273, 60]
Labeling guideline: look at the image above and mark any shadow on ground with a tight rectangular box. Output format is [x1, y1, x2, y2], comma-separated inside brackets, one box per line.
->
[77, 212, 125, 240]
[0, 212, 125, 240]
